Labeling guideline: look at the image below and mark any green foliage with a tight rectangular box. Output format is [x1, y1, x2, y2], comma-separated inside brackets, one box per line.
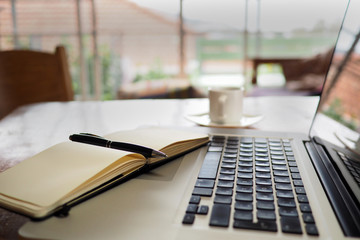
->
[63, 36, 122, 100]
[100, 44, 121, 100]
[59, 39, 81, 96]
[133, 58, 171, 82]
[323, 98, 357, 130]
[85, 45, 123, 100]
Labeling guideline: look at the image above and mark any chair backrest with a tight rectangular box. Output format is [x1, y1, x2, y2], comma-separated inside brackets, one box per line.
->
[0, 45, 74, 119]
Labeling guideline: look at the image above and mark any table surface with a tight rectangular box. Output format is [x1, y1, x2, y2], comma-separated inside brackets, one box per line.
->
[0, 96, 319, 239]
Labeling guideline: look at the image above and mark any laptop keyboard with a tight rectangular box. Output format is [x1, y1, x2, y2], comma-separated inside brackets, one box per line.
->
[337, 151, 360, 187]
[182, 135, 319, 236]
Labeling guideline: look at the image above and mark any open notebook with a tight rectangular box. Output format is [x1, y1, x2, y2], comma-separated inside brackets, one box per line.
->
[18, 0, 360, 239]
[0, 127, 209, 219]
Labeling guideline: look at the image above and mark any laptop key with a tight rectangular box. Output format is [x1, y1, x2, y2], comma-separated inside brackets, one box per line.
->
[256, 178, 272, 185]
[182, 214, 195, 224]
[276, 190, 294, 199]
[193, 187, 213, 197]
[239, 156, 253, 162]
[272, 159, 286, 164]
[303, 213, 315, 223]
[221, 168, 236, 175]
[256, 185, 273, 193]
[284, 146, 293, 151]
[236, 185, 253, 193]
[234, 210, 253, 221]
[257, 209, 276, 221]
[255, 147, 268, 153]
[208, 146, 223, 152]
[238, 166, 253, 173]
[195, 179, 215, 188]
[279, 207, 299, 217]
[240, 137, 253, 143]
[269, 139, 281, 145]
[211, 135, 225, 141]
[255, 161, 269, 167]
[240, 143, 253, 148]
[271, 155, 286, 160]
[239, 161, 253, 167]
[238, 172, 253, 179]
[210, 204, 231, 227]
[255, 152, 268, 157]
[295, 187, 306, 194]
[237, 178, 253, 186]
[224, 153, 237, 158]
[222, 163, 236, 169]
[274, 176, 291, 183]
[223, 158, 236, 163]
[287, 156, 296, 161]
[285, 151, 294, 157]
[306, 224, 319, 236]
[255, 172, 271, 179]
[278, 198, 296, 207]
[255, 156, 269, 161]
[217, 180, 234, 188]
[270, 150, 284, 155]
[297, 194, 309, 203]
[272, 164, 287, 171]
[240, 147, 253, 152]
[197, 205, 209, 215]
[274, 170, 289, 177]
[216, 187, 233, 196]
[235, 193, 253, 202]
[198, 152, 221, 180]
[257, 201, 275, 210]
[219, 174, 235, 181]
[189, 195, 201, 204]
[280, 216, 302, 234]
[293, 180, 304, 186]
[288, 161, 297, 167]
[227, 137, 240, 142]
[233, 220, 277, 232]
[214, 195, 232, 205]
[186, 204, 198, 214]
[224, 148, 237, 154]
[256, 192, 274, 201]
[300, 203, 312, 213]
[270, 146, 282, 151]
[240, 152, 253, 157]
[255, 166, 271, 172]
[235, 201, 253, 211]
[275, 183, 292, 191]
[210, 142, 224, 147]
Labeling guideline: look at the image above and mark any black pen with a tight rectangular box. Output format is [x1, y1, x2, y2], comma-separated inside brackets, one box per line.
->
[69, 133, 168, 158]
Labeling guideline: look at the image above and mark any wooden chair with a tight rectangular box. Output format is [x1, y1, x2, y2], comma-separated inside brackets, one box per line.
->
[250, 48, 334, 96]
[0, 45, 74, 119]
[252, 48, 334, 84]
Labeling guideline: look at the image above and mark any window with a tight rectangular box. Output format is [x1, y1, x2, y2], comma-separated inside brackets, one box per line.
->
[0, 0, 348, 99]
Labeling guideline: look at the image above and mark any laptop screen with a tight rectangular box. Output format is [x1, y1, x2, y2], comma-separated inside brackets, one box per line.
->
[310, 0, 360, 157]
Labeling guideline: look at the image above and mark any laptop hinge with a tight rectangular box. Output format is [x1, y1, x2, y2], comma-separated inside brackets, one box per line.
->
[305, 140, 360, 237]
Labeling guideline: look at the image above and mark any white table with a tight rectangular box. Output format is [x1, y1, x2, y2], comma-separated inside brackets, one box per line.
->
[0, 96, 318, 239]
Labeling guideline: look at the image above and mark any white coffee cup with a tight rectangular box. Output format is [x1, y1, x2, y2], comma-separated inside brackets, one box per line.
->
[209, 87, 244, 124]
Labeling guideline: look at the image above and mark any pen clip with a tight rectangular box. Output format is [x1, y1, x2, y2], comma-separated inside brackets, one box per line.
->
[79, 133, 106, 140]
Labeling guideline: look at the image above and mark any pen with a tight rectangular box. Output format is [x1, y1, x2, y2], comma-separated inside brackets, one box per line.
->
[69, 133, 168, 158]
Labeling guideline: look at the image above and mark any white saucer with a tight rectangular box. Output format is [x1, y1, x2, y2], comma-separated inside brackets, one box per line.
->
[185, 113, 264, 128]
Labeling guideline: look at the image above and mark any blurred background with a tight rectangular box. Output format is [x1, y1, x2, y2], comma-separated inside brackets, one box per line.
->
[0, 0, 349, 100]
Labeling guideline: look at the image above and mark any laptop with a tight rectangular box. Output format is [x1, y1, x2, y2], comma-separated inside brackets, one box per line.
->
[19, 1, 359, 239]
